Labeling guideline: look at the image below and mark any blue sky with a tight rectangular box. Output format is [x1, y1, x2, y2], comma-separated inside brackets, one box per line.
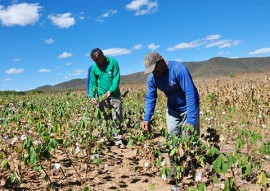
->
[1, 0, 270, 91]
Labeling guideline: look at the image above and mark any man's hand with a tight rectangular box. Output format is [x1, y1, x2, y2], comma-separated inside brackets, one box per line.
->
[141, 121, 149, 132]
[104, 91, 111, 99]
[91, 98, 97, 104]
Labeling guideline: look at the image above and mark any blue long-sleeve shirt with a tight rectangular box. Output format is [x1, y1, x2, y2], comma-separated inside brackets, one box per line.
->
[144, 61, 200, 125]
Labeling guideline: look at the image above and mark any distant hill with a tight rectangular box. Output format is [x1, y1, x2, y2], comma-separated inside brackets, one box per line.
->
[35, 56, 270, 91]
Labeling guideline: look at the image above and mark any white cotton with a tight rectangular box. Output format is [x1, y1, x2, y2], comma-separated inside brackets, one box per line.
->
[54, 163, 61, 171]
[162, 173, 167, 181]
[11, 137, 18, 145]
[75, 146, 81, 153]
[21, 135, 27, 141]
[195, 172, 203, 182]
[144, 162, 150, 168]
[33, 140, 39, 146]
[91, 154, 99, 160]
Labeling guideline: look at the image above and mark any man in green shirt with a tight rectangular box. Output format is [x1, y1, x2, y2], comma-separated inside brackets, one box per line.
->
[89, 48, 124, 148]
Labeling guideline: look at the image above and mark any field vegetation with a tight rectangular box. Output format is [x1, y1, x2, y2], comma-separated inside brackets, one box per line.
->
[0, 72, 269, 191]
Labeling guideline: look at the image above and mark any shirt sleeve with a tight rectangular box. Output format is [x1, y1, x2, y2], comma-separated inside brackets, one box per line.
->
[90, 66, 97, 99]
[175, 65, 199, 125]
[87, 65, 92, 95]
[109, 59, 120, 93]
[144, 75, 157, 122]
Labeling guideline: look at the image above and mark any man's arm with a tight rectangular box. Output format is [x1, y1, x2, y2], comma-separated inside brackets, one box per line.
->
[109, 59, 120, 94]
[87, 65, 93, 96]
[89, 66, 98, 100]
[142, 75, 157, 131]
[176, 65, 199, 125]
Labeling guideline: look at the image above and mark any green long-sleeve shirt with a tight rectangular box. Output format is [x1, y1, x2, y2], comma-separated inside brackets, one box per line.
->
[89, 56, 121, 99]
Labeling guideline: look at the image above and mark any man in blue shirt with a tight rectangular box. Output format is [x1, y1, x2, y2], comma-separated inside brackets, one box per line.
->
[141, 52, 200, 178]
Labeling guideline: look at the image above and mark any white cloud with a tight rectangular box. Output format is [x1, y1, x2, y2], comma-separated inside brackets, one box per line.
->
[66, 62, 72, 66]
[126, 0, 158, 16]
[58, 52, 72, 58]
[148, 43, 160, 51]
[71, 69, 83, 75]
[205, 34, 222, 41]
[249, 47, 270, 55]
[13, 58, 21, 62]
[133, 44, 142, 50]
[44, 38, 54, 44]
[5, 78, 11, 81]
[205, 40, 228, 48]
[216, 40, 241, 48]
[167, 41, 203, 51]
[38, 69, 50, 72]
[5, 68, 24, 74]
[78, 12, 85, 20]
[48, 13, 75, 28]
[0, 3, 41, 26]
[167, 34, 241, 51]
[103, 48, 132, 56]
[95, 9, 117, 22]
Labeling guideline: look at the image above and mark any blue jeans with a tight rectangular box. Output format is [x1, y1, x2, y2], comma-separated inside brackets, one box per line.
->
[166, 106, 200, 137]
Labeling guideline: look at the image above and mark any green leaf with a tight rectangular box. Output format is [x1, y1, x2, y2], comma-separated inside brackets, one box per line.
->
[212, 154, 228, 174]
[55, 137, 63, 144]
[9, 174, 15, 183]
[82, 187, 90, 191]
[212, 175, 219, 184]
[186, 187, 197, 191]
[48, 139, 58, 150]
[257, 172, 267, 188]
[169, 148, 178, 156]
[227, 153, 236, 167]
[242, 164, 251, 176]
[235, 138, 244, 151]
[29, 147, 37, 165]
[1, 160, 10, 171]
[127, 138, 133, 147]
[34, 165, 42, 172]
[0, 152, 3, 159]
[224, 178, 236, 191]
[93, 158, 102, 165]
[198, 183, 207, 191]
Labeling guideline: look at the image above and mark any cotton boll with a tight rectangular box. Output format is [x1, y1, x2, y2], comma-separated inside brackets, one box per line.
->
[75, 146, 81, 153]
[33, 140, 39, 146]
[11, 137, 18, 145]
[195, 172, 203, 182]
[21, 135, 27, 141]
[162, 173, 167, 181]
[144, 162, 150, 168]
[91, 154, 99, 160]
[54, 163, 61, 171]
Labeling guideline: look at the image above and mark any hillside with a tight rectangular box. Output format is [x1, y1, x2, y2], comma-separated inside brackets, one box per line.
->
[35, 56, 270, 91]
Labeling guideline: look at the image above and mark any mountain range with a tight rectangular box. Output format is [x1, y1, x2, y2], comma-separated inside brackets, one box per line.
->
[35, 56, 270, 91]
